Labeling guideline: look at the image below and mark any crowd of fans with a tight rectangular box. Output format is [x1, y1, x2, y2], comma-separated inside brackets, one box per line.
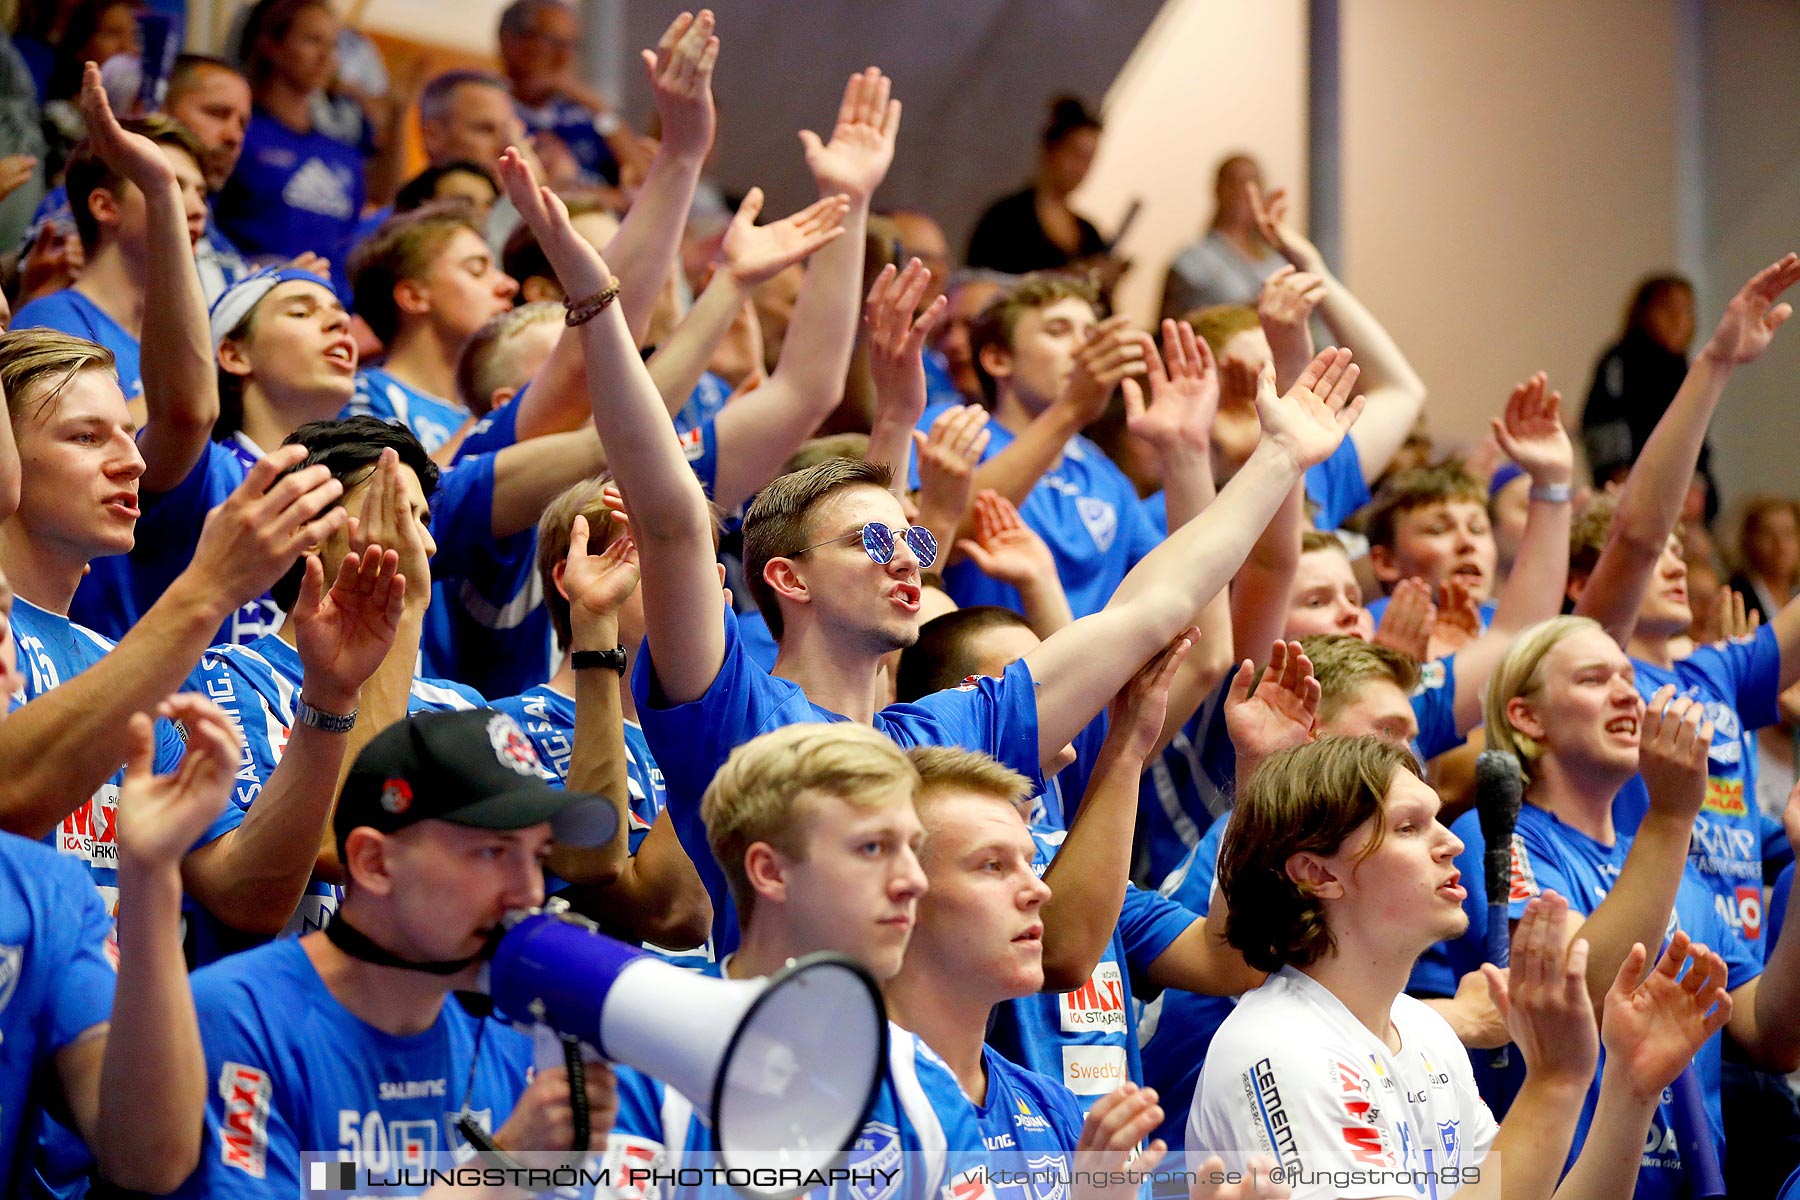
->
[0, 3, 1798, 1200]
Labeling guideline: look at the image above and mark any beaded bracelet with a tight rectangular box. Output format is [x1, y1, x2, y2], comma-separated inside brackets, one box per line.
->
[564, 277, 622, 326]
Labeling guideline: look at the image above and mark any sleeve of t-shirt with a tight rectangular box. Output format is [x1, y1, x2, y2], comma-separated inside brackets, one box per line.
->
[453, 390, 523, 462]
[134, 442, 240, 603]
[46, 862, 118, 1053]
[631, 607, 800, 931]
[1505, 818, 1577, 921]
[1118, 883, 1199, 993]
[1412, 656, 1462, 761]
[429, 454, 504, 585]
[883, 657, 1046, 797]
[175, 981, 302, 1199]
[1303, 437, 1371, 531]
[1718, 621, 1783, 733]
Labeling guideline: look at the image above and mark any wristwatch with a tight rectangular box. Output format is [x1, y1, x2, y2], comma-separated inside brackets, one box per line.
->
[295, 697, 357, 734]
[1529, 481, 1573, 504]
[571, 647, 628, 674]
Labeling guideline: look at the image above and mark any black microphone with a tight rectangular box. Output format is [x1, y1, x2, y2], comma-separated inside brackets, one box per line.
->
[1475, 750, 1524, 1068]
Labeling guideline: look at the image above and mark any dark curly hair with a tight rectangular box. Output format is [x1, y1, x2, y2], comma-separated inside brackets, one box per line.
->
[1219, 736, 1421, 973]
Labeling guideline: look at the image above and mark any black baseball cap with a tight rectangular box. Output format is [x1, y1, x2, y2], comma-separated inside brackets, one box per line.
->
[335, 709, 618, 851]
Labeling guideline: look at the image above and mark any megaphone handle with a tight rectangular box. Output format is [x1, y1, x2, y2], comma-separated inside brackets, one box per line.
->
[562, 1033, 591, 1155]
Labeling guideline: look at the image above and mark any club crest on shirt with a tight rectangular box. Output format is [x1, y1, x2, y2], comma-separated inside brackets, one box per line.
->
[487, 713, 542, 777]
[1438, 1120, 1461, 1169]
[1075, 497, 1117, 553]
[847, 1122, 902, 1200]
[1026, 1157, 1068, 1200]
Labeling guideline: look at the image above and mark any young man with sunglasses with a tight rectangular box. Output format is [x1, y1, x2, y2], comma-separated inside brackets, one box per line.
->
[501, 63, 1368, 957]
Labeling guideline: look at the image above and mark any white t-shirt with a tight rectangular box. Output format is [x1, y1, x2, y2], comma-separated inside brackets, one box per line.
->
[1188, 966, 1498, 1199]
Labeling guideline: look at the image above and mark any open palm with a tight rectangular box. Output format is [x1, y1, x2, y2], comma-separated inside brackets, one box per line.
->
[1703, 254, 1800, 366]
[294, 547, 405, 701]
[799, 68, 901, 200]
[723, 188, 850, 288]
[1600, 935, 1732, 1099]
[1253, 348, 1363, 469]
[1492, 372, 1572, 483]
[1224, 641, 1319, 765]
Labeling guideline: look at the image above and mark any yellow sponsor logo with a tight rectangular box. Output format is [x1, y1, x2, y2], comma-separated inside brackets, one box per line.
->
[1702, 776, 1747, 817]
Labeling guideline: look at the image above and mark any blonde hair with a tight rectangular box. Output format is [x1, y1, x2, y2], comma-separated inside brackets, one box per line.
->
[456, 301, 563, 415]
[0, 329, 117, 421]
[1482, 615, 1606, 780]
[907, 745, 1034, 812]
[701, 723, 920, 923]
[1183, 303, 1262, 359]
[1297, 634, 1420, 725]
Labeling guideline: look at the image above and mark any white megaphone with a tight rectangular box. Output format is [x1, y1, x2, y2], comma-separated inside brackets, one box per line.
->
[482, 904, 888, 1199]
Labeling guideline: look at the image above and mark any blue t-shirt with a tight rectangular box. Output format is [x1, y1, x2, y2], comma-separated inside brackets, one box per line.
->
[0, 835, 117, 1196]
[12, 598, 196, 911]
[345, 367, 469, 458]
[633, 606, 1047, 957]
[973, 1047, 1085, 1194]
[988, 826, 1195, 1113]
[610, 1013, 986, 1200]
[170, 938, 533, 1198]
[1142, 436, 1370, 537]
[1462, 801, 1759, 1197]
[674, 372, 731, 435]
[453, 390, 523, 462]
[215, 108, 365, 296]
[180, 633, 484, 964]
[920, 408, 1160, 619]
[1621, 626, 1782, 952]
[1136, 816, 1236, 1152]
[10, 289, 141, 402]
[513, 95, 620, 186]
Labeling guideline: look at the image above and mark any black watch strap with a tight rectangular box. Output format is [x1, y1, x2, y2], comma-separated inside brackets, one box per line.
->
[571, 646, 628, 674]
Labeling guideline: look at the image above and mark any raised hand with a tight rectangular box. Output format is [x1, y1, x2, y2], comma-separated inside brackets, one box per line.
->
[292, 545, 405, 713]
[865, 259, 948, 429]
[1372, 577, 1434, 662]
[722, 188, 850, 289]
[1637, 685, 1711, 823]
[798, 67, 901, 201]
[116, 696, 241, 871]
[497, 146, 611, 300]
[1492, 372, 1573, 487]
[1072, 1083, 1168, 1200]
[1256, 264, 1325, 391]
[1247, 182, 1324, 274]
[1123, 319, 1220, 455]
[1600, 933, 1732, 1102]
[1252, 347, 1364, 471]
[560, 513, 641, 646]
[1224, 640, 1320, 770]
[0, 154, 36, 205]
[1700, 253, 1800, 368]
[1427, 577, 1482, 660]
[1104, 629, 1195, 763]
[639, 10, 718, 162]
[79, 61, 173, 190]
[912, 403, 989, 535]
[1482, 890, 1600, 1089]
[959, 490, 1056, 589]
[1717, 587, 1761, 643]
[1061, 314, 1148, 423]
[187, 445, 346, 613]
[346, 449, 431, 609]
